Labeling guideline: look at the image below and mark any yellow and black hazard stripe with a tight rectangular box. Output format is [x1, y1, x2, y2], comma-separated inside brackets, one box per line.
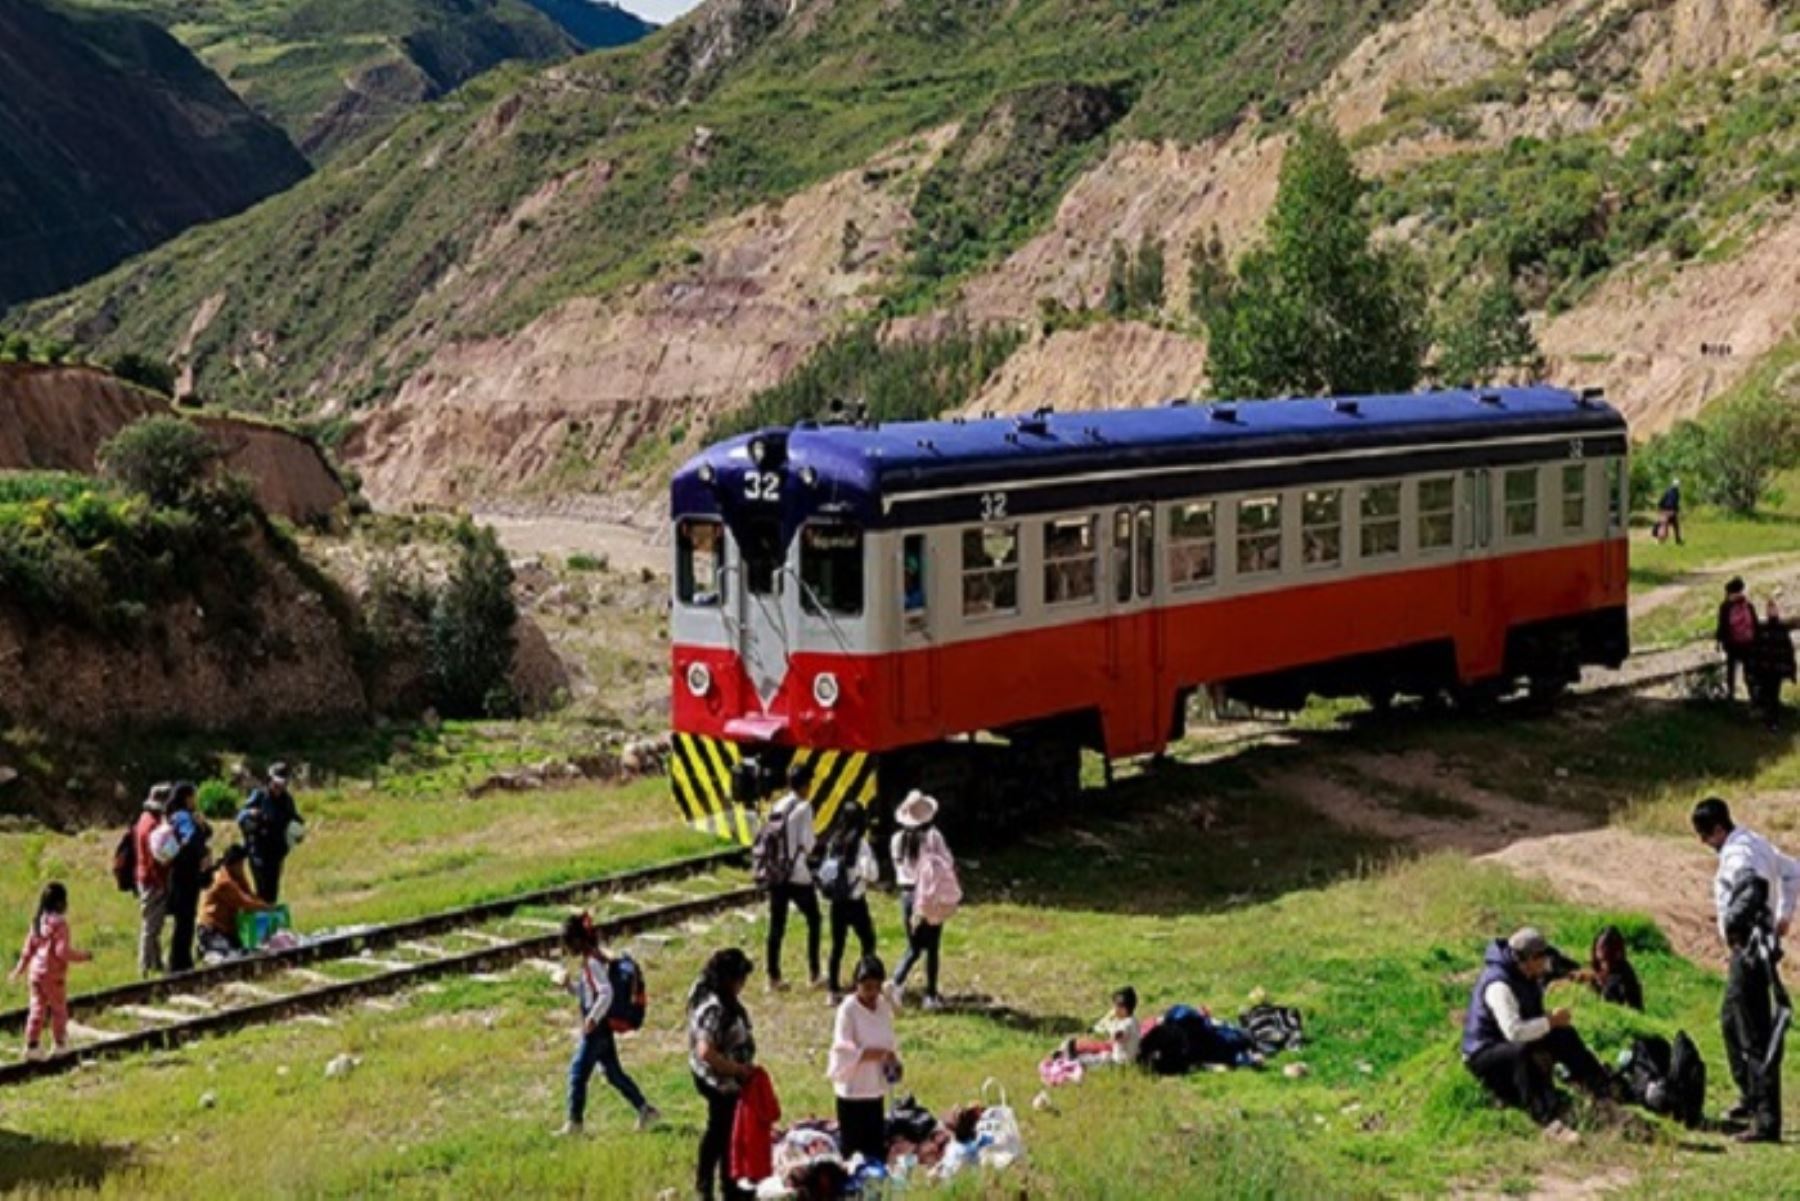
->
[669, 733, 754, 845]
[791, 746, 878, 835]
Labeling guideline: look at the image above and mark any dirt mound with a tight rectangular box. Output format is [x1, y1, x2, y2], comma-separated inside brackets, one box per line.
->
[0, 362, 347, 522]
[964, 322, 1210, 414]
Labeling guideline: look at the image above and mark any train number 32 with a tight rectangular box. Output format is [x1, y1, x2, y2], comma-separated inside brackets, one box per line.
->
[980, 491, 1008, 520]
[745, 471, 782, 501]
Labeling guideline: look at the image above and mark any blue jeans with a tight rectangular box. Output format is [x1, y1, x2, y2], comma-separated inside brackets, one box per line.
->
[568, 1024, 646, 1122]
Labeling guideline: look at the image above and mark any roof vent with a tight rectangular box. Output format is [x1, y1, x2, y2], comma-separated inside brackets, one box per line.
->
[1169, 397, 1190, 408]
[1210, 404, 1239, 423]
[1015, 413, 1050, 436]
[1004, 432, 1020, 445]
[1332, 399, 1361, 416]
[915, 438, 936, 451]
[1578, 386, 1605, 407]
[1032, 404, 1054, 418]
[1476, 391, 1504, 406]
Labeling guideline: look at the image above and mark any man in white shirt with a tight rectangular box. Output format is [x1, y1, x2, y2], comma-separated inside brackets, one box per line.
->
[1460, 927, 1609, 1141]
[1693, 797, 1796, 1143]
[765, 761, 822, 991]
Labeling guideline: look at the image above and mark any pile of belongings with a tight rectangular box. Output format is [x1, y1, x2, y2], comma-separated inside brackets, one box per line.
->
[751, 1081, 1024, 1198]
[1040, 1002, 1306, 1085]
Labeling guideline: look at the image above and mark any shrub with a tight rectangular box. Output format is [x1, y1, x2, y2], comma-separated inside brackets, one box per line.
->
[196, 779, 240, 821]
[1706, 389, 1800, 515]
[1432, 280, 1541, 387]
[97, 416, 220, 510]
[566, 553, 608, 572]
[428, 521, 519, 718]
[106, 352, 177, 397]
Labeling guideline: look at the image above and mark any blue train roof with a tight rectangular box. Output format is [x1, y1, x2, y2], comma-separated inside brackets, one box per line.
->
[672, 387, 1626, 529]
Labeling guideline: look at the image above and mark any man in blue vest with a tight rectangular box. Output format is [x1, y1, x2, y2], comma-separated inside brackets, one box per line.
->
[1462, 927, 1610, 1141]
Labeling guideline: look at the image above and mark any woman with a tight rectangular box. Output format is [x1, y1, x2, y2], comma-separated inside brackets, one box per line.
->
[827, 955, 901, 1165]
[164, 782, 212, 974]
[688, 947, 757, 1201]
[821, 801, 880, 1001]
[558, 914, 659, 1136]
[196, 845, 271, 961]
[1586, 925, 1643, 1011]
[890, 791, 951, 1010]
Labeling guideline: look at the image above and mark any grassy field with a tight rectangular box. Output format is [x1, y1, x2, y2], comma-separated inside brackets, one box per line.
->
[3, 681, 1799, 1197]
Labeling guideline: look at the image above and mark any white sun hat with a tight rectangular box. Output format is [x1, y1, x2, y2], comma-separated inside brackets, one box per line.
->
[895, 790, 939, 829]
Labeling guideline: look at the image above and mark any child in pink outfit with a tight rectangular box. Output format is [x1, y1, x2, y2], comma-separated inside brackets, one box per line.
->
[10, 882, 91, 1058]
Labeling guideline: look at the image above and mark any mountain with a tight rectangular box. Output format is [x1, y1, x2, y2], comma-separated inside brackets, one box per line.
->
[15, 0, 1798, 508]
[0, 0, 311, 309]
[67, 0, 652, 162]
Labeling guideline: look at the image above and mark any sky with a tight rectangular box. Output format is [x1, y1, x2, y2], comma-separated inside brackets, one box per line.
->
[618, 0, 704, 25]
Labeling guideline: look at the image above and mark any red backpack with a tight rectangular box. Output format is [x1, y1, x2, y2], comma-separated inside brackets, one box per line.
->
[1727, 599, 1757, 648]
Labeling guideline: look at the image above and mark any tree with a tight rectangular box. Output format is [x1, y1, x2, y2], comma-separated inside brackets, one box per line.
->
[97, 415, 220, 510]
[1433, 280, 1541, 387]
[1706, 390, 1800, 515]
[1104, 240, 1132, 317]
[1131, 233, 1166, 313]
[1204, 121, 1428, 398]
[429, 521, 519, 718]
[1186, 226, 1234, 324]
[106, 351, 177, 397]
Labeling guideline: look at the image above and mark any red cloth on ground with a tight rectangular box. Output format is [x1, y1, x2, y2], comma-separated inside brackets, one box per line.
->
[730, 1067, 781, 1184]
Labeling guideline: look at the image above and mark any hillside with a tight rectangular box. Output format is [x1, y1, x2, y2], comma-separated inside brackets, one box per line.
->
[65, 0, 654, 162]
[15, 0, 1798, 508]
[0, 0, 311, 308]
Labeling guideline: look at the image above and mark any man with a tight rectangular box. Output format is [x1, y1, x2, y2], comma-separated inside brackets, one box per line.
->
[1693, 797, 1798, 1143]
[132, 783, 173, 976]
[1717, 578, 1759, 702]
[764, 762, 822, 991]
[238, 763, 303, 904]
[163, 782, 211, 974]
[1461, 926, 1611, 1142]
[1656, 478, 1684, 545]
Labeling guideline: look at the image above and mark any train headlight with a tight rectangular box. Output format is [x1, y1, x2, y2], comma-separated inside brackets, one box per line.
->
[749, 438, 767, 465]
[812, 672, 840, 709]
[685, 662, 713, 698]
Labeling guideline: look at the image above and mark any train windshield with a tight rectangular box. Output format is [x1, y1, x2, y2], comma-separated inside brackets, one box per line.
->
[800, 523, 864, 617]
[676, 518, 725, 607]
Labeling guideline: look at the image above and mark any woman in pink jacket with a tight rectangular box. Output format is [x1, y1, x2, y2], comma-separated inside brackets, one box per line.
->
[11, 882, 91, 1059]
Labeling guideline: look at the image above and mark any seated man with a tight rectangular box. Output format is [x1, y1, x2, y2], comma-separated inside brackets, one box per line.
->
[1461, 927, 1611, 1141]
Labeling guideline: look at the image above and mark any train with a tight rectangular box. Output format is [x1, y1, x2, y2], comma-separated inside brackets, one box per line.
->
[666, 386, 1629, 841]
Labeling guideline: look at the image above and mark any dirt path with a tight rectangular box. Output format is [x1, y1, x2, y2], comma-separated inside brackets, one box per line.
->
[1631, 552, 1795, 622]
[477, 512, 666, 578]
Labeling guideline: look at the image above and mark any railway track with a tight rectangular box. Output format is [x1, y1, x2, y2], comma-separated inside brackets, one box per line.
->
[0, 849, 756, 1088]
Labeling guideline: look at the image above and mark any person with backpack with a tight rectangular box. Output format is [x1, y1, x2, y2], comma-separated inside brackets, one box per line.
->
[827, 954, 901, 1165]
[1748, 596, 1796, 732]
[237, 763, 304, 904]
[1654, 478, 1683, 545]
[890, 791, 957, 1011]
[1693, 797, 1798, 1143]
[758, 762, 821, 992]
[556, 914, 659, 1137]
[1460, 927, 1611, 1142]
[687, 947, 757, 1201]
[1717, 578, 1760, 702]
[818, 800, 880, 1002]
[163, 782, 212, 975]
[10, 882, 91, 1060]
[127, 782, 172, 976]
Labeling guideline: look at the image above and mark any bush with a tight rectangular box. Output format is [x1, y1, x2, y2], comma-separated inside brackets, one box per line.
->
[1629, 362, 1800, 515]
[428, 521, 519, 718]
[196, 779, 240, 821]
[566, 553, 608, 572]
[1432, 280, 1541, 387]
[97, 416, 220, 510]
[106, 352, 177, 397]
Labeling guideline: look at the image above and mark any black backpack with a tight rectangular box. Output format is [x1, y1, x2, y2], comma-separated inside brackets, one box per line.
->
[1617, 1032, 1707, 1129]
[112, 826, 138, 893]
[816, 842, 860, 904]
[1668, 1031, 1707, 1129]
[751, 806, 795, 890]
[605, 954, 648, 1032]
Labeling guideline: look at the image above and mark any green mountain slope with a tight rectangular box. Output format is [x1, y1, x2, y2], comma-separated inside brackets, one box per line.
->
[0, 0, 311, 308]
[68, 0, 652, 162]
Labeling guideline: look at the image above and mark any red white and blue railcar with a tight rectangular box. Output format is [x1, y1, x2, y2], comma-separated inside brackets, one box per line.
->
[667, 387, 1629, 840]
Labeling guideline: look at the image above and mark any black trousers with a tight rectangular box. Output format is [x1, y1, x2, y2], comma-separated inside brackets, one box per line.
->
[693, 1074, 746, 1201]
[836, 1094, 886, 1165]
[250, 854, 285, 904]
[828, 897, 877, 993]
[893, 888, 942, 997]
[767, 882, 821, 984]
[166, 884, 201, 974]
[1466, 1028, 1608, 1125]
[1723, 947, 1784, 1138]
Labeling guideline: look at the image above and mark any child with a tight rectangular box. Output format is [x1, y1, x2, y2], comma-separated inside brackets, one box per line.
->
[1060, 986, 1142, 1066]
[556, 914, 659, 1137]
[10, 882, 91, 1060]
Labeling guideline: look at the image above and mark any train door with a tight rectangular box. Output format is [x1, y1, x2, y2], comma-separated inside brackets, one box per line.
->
[735, 516, 790, 710]
[1106, 505, 1162, 753]
[1457, 469, 1492, 617]
[897, 532, 936, 725]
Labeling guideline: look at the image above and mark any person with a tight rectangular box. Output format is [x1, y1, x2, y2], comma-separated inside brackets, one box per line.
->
[764, 762, 821, 991]
[1655, 478, 1683, 545]
[1717, 578, 1759, 702]
[10, 882, 91, 1060]
[238, 763, 303, 903]
[1460, 926, 1611, 1141]
[890, 791, 952, 1011]
[688, 947, 757, 1201]
[820, 800, 880, 1001]
[1584, 926, 1643, 1012]
[556, 914, 659, 1137]
[163, 782, 211, 974]
[132, 782, 173, 977]
[1692, 797, 1798, 1143]
[827, 955, 901, 1166]
[196, 845, 271, 961]
[1748, 597, 1795, 732]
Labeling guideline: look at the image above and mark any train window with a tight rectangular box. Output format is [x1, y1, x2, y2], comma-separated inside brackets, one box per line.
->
[1504, 467, 1539, 539]
[1301, 488, 1342, 568]
[676, 518, 725, 607]
[903, 534, 927, 628]
[1135, 506, 1154, 599]
[1360, 483, 1401, 559]
[1605, 459, 1625, 531]
[1167, 501, 1216, 590]
[1237, 495, 1282, 575]
[1113, 509, 1133, 602]
[1043, 517, 1098, 606]
[799, 523, 864, 617]
[1417, 476, 1455, 551]
[962, 525, 1019, 617]
[740, 517, 783, 594]
[1561, 465, 1586, 531]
